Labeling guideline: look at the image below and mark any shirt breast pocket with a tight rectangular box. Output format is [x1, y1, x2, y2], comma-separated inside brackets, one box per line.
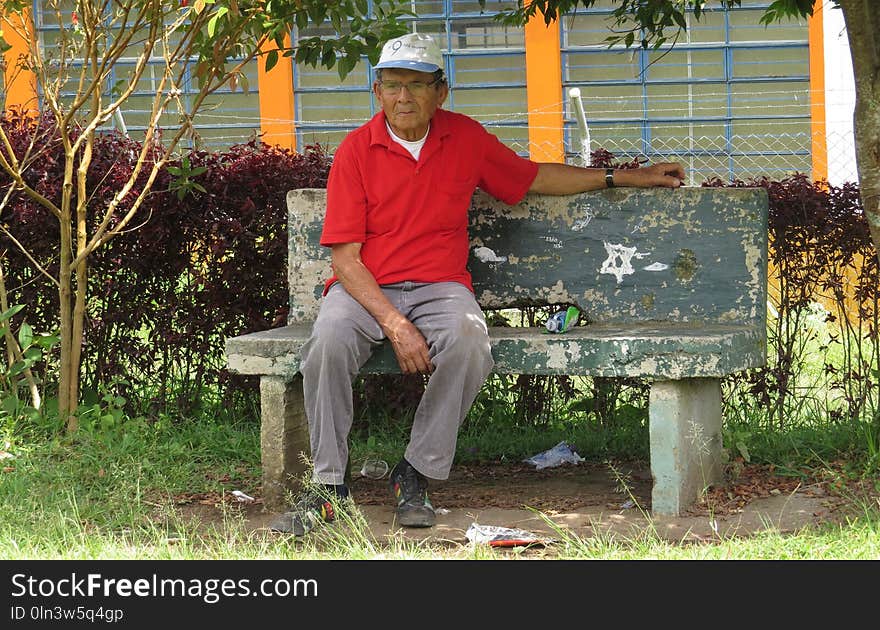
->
[435, 180, 474, 231]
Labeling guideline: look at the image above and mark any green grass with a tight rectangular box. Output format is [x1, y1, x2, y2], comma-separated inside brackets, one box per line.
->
[1, 401, 878, 559]
[539, 510, 880, 559]
[3, 319, 877, 559]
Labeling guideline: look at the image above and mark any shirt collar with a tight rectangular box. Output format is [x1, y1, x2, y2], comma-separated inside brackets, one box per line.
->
[368, 108, 451, 148]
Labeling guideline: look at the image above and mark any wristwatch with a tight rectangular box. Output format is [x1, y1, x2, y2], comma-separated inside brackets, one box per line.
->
[605, 168, 615, 188]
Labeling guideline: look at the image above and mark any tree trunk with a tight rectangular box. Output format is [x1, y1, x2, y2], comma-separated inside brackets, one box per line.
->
[839, 0, 880, 265]
[58, 215, 76, 431]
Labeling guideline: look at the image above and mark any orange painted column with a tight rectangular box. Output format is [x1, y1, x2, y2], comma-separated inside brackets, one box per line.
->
[257, 35, 296, 151]
[1, 8, 38, 113]
[524, 17, 564, 163]
[808, 3, 827, 183]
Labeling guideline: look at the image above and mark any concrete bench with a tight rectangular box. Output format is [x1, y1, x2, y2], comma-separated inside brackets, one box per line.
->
[225, 186, 769, 515]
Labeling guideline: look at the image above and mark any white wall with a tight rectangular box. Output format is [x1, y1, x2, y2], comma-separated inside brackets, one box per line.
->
[823, 0, 858, 184]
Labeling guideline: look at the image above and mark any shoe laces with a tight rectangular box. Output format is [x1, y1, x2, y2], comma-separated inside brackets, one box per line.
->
[292, 489, 333, 516]
[397, 463, 427, 503]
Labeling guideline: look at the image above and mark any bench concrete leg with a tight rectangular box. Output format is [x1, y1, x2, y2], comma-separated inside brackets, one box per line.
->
[649, 378, 724, 516]
[260, 374, 311, 511]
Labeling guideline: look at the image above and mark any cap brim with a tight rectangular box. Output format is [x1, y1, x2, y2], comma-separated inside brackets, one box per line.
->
[374, 60, 440, 73]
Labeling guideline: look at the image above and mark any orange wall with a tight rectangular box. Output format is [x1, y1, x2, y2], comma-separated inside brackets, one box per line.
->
[1, 8, 38, 113]
[808, 4, 827, 183]
[257, 35, 296, 151]
[524, 18, 564, 163]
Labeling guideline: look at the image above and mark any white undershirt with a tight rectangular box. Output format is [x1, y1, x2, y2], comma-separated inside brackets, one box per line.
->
[386, 122, 429, 160]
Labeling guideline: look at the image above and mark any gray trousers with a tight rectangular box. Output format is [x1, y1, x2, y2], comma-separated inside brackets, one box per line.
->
[300, 281, 494, 485]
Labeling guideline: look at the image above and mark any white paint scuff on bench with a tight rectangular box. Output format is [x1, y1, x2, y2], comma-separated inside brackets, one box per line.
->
[473, 246, 507, 263]
[643, 262, 670, 271]
[599, 242, 650, 283]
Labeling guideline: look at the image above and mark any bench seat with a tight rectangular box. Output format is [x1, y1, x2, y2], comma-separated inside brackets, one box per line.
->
[227, 322, 765, 379]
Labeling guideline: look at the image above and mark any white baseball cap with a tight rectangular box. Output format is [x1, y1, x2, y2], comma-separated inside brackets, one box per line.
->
[374, 33, 443, 74]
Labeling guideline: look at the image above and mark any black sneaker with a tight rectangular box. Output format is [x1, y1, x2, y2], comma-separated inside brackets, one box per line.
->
[268, 485, 348, 536]
[389, 459, 435, 528]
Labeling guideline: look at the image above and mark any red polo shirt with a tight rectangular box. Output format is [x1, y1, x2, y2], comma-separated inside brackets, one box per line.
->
[320, 108, 539, 293]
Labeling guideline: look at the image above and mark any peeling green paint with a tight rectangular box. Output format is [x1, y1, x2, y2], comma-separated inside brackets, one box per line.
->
[265, 188, 769, 370]
[673, 249, 698, 283]
[230, 186, 770, 519]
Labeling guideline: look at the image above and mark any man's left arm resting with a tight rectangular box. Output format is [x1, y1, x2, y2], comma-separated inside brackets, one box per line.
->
[528, 161, 685, 195]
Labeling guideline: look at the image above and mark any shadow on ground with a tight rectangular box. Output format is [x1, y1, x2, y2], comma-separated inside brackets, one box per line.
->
[172, 460, 860, 552]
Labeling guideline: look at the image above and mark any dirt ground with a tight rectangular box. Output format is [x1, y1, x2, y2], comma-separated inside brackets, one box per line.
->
[170, 459, 875, 551]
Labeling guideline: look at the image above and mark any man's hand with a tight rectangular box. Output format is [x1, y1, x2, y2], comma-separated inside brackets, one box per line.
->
[331, 242, 433, 374]
[618, 162, 685, 188]
[384, 313, 433, 374]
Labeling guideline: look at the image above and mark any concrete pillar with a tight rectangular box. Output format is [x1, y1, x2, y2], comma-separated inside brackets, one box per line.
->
[259, 374, 310, 511]
[649, 378, 724, 515]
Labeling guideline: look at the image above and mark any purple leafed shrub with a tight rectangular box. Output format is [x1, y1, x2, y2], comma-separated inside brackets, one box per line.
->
[1, 108, 165, 391]
[704, 174, 878, 426]
[154, 140, 331, 407]
[3, 121, 877, 429]
[2, 107, 331, 415]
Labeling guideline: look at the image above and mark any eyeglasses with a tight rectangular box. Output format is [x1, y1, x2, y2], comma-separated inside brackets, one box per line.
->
[378, 78, 441, 96]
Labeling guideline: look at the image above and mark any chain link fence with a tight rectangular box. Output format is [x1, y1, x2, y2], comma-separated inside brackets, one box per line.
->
[286, 95, 858, 186]
[289, 120, 857, 186]
[519, 128, 858, 185]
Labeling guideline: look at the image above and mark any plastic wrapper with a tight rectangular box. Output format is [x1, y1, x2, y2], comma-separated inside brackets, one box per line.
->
[465, 523, 552, 547]
[544, 306, 580, 333]
[522, 441, 585, 470]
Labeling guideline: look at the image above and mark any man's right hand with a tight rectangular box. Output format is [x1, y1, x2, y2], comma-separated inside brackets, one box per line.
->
[384, 313, 433, 374]
[330, 242, 433, 374]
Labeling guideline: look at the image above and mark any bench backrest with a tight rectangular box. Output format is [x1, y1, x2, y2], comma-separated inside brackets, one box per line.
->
[286, 187, 768, 327]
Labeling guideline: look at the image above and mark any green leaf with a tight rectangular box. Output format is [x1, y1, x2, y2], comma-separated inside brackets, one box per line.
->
[17, 322, 33, 350]
[672, 10, 687, 30]
[207, 14, 219, 38]
[34, 333, 59, 349]
[759, 10, 777, 26]
[1, 394, 20, 414]
[100, 413, 116, 429]
[337, 54, 357, 80]
[307, 45, 320, 67]
[295, 10, 308, 31]
[265, 49, 279, 73]
[308, 2, 326, 25]
[735, 441, 751, 463]
[0, 304, 24, 323]
[207, 7, 227, 38]
[8, 360, 26, 377]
